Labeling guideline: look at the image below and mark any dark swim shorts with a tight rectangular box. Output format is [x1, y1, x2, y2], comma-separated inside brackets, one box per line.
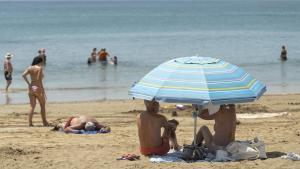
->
[4, 71, 12, 81]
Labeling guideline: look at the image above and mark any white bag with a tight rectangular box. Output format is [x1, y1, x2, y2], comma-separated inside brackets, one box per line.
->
[250, 137, 267, 159]
[226, 141, 259, 160]
[226, 137, 267, 160]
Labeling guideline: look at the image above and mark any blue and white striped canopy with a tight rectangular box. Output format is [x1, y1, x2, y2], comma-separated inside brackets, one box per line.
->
[129, 56, 266, 105]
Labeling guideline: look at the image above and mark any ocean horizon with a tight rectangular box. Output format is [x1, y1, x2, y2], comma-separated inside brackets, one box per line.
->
[1, 0, 300, 104]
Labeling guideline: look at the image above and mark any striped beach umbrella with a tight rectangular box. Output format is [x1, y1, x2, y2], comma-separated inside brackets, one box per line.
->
[129, 56, 266, 105]
[129, 56, 266, 147]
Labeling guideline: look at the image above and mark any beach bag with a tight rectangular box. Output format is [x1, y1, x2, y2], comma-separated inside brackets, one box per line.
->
[181, 144, 205, 161]
[249, 137, 267, 159]
[226, 137, 267, 160]
[226, 141, 259, 160]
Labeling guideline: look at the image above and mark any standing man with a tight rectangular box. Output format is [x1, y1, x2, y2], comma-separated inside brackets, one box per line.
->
[3, 53, 13, 92]
[280, 45, 287, 61]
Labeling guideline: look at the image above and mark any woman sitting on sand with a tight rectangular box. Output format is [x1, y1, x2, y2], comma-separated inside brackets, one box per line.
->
[53, 115, 110, 134]
[22, 56, 49, 127]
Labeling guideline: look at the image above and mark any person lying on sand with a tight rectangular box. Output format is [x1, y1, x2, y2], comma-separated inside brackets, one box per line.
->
[53, 115, 110, 133]
[193, 104, 236, 153]
[137, 100, 180, 156]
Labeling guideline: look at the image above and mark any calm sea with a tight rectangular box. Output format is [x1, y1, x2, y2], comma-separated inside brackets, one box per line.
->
[0, 0, 300, 104]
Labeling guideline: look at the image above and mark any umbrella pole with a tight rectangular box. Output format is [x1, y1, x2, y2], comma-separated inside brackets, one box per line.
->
[193, 112, 197, 147]
[193, 106, 202, 147]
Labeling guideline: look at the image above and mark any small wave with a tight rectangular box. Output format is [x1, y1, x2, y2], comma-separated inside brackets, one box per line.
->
[2, 86, 129, 93]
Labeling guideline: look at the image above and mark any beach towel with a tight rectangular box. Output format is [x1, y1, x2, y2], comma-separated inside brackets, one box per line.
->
[75, 130, 109, 134]
[57, 128, 110, 134]
[149, 137, 267, 163]
[149, 149, 185, 163]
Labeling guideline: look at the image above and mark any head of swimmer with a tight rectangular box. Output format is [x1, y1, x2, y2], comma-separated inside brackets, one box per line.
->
[38, 49, 45, 54]
[31, 56, 43, 66]
[144, 99, 159, 114]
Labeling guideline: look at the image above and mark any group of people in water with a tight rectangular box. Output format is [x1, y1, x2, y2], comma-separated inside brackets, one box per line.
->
[87, 48, 118, 65]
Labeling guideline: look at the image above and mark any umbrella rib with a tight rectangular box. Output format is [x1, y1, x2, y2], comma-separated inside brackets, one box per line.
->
[153, 64, 176, 101]
[201, 67, 211, 104]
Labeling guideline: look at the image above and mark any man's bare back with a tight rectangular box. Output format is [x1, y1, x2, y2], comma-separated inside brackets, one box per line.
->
[137, 100, 180, 156]
[137, 111, 168, 148]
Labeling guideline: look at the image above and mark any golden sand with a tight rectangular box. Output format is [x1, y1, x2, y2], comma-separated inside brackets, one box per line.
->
[0, 94, 299, 169]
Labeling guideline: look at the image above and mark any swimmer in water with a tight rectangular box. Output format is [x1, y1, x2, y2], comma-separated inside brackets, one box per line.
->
[22, 56, 49, 127]
[91, 48, 97, 62]
[280, 45, 287, 61]
[98, 48, 110, 62]
[109, 56, 118, 65]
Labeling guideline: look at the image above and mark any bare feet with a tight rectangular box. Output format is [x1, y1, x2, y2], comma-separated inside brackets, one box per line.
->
[43, 122, 50, 126]
[170, 143, 181, 151]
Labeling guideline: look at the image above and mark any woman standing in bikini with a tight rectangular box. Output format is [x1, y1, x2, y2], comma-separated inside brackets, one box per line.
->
[22, 56, 49, 126]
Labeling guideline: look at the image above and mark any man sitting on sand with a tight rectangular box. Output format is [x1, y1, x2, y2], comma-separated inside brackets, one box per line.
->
[53, 115, 110, 134]
[193, 104, 236, 153]
[137, 100, 180, 156]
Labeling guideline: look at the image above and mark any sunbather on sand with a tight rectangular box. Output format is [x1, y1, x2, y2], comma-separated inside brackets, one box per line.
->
[137, 100, 180, 156]
[193, 104, 236, 153]
[53, 115, 110, 133]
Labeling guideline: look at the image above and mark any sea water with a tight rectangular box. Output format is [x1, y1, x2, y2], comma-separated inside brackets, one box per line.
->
[0, 0, 300, 104]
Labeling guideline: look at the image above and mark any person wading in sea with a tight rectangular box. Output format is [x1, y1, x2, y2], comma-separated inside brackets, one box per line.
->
[3, 53, 13, 92]
[280, 45, 287, 61]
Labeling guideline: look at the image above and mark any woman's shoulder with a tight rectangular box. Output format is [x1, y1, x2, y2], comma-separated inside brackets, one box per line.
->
[27, 65, 41, 71]
[29, 65, 42, 69]
[26, 66, 33, 70]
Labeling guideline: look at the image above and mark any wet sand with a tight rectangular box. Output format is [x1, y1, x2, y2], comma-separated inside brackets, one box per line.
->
[0, 94, 299, 169]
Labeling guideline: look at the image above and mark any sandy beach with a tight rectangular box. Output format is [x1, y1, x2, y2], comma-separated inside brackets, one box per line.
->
[1, 1, 300, 168]
[0, 94, 299, 169]
[0, 94, 300, 169]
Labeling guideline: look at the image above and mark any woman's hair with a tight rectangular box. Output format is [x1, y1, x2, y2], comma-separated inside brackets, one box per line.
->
[31, 56, 43, 66]
[51, 122, 64, 131]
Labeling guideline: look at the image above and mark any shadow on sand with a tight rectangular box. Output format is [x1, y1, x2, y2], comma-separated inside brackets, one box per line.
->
[266, 151, 286, 158]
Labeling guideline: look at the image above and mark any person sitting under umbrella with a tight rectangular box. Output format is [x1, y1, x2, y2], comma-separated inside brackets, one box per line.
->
[193, 104, 236, 153]
[137, 100, 180, 156]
